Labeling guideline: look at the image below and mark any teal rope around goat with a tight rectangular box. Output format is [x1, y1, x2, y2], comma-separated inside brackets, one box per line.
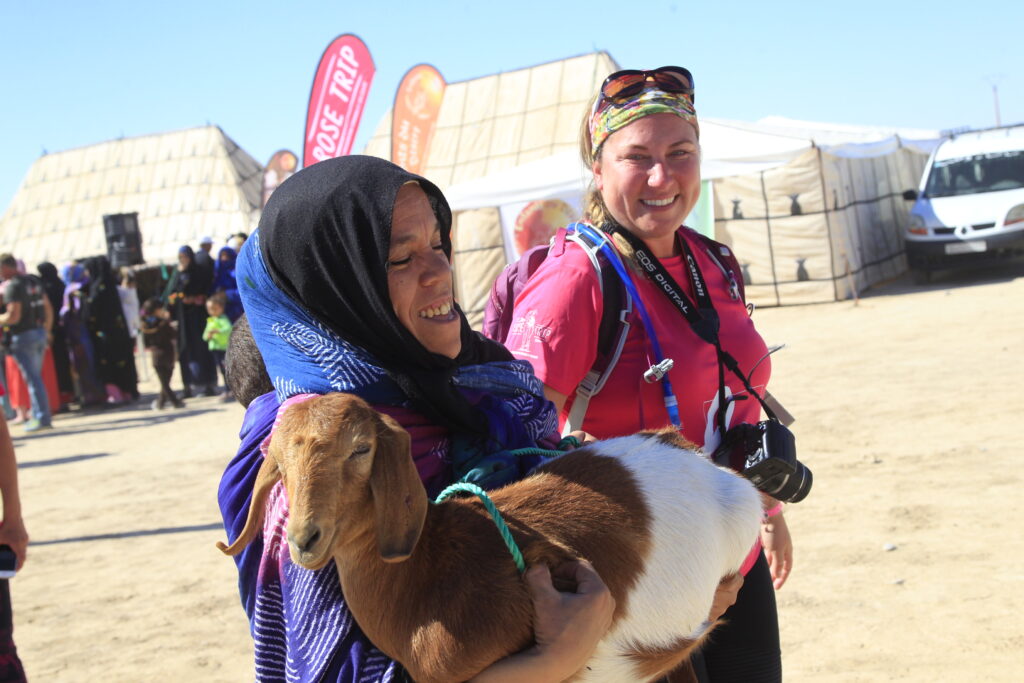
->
[434, 483, 526, 573]
[503, 436, 583, 461]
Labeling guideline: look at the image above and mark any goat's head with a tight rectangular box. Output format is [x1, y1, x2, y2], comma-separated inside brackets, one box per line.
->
[217, 393, 429, 567]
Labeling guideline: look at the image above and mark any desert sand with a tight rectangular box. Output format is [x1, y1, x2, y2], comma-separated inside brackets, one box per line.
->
[8, 262, 1024, 682]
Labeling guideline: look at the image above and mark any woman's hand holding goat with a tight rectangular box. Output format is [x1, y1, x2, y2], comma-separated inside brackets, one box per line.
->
[471, 559, 615, 683]
[708, 574, 744, 622]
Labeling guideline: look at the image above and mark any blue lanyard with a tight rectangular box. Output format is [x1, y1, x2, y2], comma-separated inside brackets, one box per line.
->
[569, 222, 681, 428]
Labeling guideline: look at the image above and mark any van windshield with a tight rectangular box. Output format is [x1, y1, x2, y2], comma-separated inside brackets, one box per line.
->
[925, 150, 1024, 197]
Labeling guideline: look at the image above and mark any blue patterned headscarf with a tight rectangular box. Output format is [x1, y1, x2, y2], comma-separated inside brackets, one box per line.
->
[236, 230, 409, 405]
[236, 155, 555, 444]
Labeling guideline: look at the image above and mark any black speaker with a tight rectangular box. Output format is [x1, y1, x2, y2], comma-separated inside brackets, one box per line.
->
[103, 213, 144, 268]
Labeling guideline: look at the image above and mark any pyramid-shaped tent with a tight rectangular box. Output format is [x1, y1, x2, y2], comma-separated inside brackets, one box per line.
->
[0, 125, 263, 267]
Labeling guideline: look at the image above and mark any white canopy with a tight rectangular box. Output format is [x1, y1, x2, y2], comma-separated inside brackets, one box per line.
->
[446, 116, 943, 211]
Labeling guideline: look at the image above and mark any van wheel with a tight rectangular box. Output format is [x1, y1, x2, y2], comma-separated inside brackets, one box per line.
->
[911, 268, 931, 285]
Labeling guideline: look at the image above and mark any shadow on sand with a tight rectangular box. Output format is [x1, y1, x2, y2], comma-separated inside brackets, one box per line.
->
[31, 522, 225, 547]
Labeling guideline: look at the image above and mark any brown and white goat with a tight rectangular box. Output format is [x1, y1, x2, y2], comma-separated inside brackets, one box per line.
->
[219, 392, 762, 683]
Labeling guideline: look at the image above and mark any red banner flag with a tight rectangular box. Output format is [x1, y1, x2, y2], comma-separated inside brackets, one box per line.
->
[303, 34, 375, 167]
[391, 64, 446, 175]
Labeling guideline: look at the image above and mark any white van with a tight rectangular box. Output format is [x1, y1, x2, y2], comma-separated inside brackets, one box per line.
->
[903, 125, 1024, 282]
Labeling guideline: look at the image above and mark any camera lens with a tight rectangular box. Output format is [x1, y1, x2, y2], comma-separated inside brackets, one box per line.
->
[773, 461, 812, 503]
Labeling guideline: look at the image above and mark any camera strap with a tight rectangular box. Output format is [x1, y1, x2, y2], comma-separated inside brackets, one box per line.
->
[608, 225, 778, 433]
[572, 222, 682, 428]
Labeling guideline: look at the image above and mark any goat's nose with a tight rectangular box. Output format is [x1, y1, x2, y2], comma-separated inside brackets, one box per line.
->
[288, 526, 322, 554]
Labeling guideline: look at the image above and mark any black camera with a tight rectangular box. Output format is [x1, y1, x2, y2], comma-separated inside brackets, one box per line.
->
[712, 420, 812, 503]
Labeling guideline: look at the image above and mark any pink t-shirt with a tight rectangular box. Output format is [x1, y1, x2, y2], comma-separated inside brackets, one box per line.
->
[505, 227, 770, 449]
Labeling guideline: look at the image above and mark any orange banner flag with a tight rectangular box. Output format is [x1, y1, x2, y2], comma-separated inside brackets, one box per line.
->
[391, 64, 446, 175]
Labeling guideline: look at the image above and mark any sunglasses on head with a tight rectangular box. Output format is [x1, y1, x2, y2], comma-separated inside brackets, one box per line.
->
[599, 66, 695, 104]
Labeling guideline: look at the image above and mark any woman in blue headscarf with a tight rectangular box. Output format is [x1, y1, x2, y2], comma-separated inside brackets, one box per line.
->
[218, 155, 614, 682]
[211, 246, 242, 322]
[59, 263, 106, 407]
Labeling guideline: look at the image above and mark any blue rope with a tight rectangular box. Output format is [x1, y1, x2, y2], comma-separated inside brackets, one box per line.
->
[434, 482, 526, 573]
[570, 222, 682, 428]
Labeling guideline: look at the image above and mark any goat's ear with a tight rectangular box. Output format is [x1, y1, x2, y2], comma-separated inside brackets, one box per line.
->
[216, 451, 281, 556]
[369, 412, 427, 562]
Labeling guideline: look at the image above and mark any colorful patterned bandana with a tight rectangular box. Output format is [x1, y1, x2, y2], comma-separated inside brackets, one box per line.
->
[590, 87, 699, 151]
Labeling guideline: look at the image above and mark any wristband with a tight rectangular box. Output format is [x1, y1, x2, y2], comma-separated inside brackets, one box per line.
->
[761, 503, 783, 524]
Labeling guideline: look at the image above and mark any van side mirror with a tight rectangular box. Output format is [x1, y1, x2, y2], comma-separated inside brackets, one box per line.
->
[902, 189, 919, 201]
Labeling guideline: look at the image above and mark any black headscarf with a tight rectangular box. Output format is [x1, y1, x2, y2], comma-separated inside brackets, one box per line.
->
[81, 255, 138, 392]
[171, 246, 208, 298]
[37, 262, 65, 312]
[257, 155, 511, 435]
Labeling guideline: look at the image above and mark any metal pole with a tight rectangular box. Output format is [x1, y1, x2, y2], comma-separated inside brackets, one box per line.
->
[993, 84, 1001, 127]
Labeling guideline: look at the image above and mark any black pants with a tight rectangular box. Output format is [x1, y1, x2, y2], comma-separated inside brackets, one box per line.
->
[152, 350, 179, 408]
[693, 551, 781, 683]
[211, 349, 227, 390]
[0, 580, 25, 682]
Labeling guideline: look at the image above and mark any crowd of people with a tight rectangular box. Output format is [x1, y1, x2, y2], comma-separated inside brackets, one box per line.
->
[219, 65, 795, 683]
[0, 233, 247, 430]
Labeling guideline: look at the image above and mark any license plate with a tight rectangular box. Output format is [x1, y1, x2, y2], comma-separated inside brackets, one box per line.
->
[945, 241, 987, 255]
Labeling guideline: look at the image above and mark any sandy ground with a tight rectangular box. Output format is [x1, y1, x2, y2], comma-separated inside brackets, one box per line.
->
[8, 261, 1024, 682]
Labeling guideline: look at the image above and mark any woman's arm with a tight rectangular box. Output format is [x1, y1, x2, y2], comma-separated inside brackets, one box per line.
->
[760, 507, 792, 590]
[542, 385, 567, 414]
[0, 414, 28, 570]
[471, 560, 615, 683]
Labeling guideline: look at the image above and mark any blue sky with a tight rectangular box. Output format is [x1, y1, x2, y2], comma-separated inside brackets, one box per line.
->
[1, 0, 1019, 214]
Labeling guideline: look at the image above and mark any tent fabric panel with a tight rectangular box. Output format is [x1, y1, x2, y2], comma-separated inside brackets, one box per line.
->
[712, 173, 770, 221]
[714, 218, 778, 305]
[494, 69, 532, 117]
[555, 103, 586, 150]
[102, 166, 130, 200]
[520, 107, 559, 156]
[451, 207, 504, 330]
[79, 143, 111, 179]
[819, 152, 912, 298]
[487, 115, 525, 163]
[763, 213, 834, 288]
[759, 149, 825, 217]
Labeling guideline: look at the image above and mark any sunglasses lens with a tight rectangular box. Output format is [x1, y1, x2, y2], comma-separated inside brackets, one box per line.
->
[653, 70, 693, 95]
[602, 72, 646, 100]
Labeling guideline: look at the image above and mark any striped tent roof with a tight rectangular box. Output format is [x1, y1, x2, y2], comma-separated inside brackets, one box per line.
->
[0, 125, 263, 266]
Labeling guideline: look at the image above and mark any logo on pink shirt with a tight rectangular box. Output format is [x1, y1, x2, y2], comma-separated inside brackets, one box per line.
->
[509, 310, 551, 359]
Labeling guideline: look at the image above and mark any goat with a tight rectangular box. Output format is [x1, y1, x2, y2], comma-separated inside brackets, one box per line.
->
[219, 392, 762, 683]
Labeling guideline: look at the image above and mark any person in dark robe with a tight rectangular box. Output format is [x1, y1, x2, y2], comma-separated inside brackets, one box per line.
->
[59, 265, 106, 407]
[168, 246, 217, 397]
[81, 256, 139, 403]
[193, 236, 216, 294]
[36, 263, 75, 410]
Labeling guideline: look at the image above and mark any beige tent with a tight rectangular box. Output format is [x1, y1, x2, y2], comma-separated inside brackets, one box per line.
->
[707, 122, 940, 306]
[0, 125, 262, 267]
[363, 52, 617, 325]
[363, 52, 943, 324]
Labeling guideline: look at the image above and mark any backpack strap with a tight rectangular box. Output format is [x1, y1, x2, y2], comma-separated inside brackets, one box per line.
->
[561, 224, 632, 436]
[693, 232, 745, 303]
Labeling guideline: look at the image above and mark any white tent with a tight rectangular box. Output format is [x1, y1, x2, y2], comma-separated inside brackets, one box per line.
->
[361, 51, 945, 320]
[0, 125, 263, 267]
[443, 116, 944, 317]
